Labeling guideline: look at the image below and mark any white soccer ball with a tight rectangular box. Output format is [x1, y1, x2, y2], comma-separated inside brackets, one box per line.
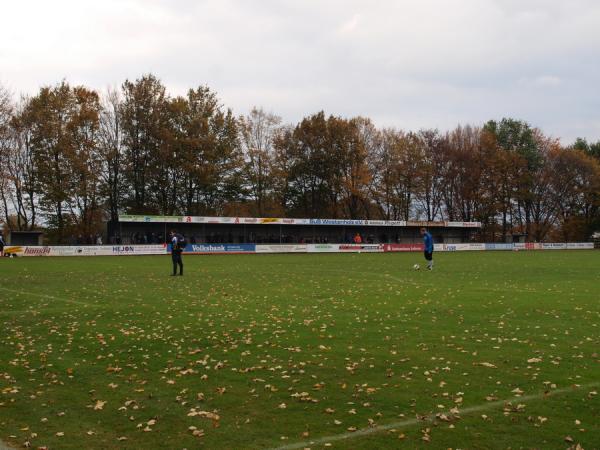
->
[413, 263, 420, 270]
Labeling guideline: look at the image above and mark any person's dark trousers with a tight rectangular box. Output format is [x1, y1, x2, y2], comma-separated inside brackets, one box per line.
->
[424, 250, 433, 269]
[172, 252, 183, 275]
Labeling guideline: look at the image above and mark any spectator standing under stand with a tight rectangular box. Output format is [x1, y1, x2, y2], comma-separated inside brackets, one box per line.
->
[169, 230, 185, 276]
[353, 233, 362, 244]
[0, 234, 5, 257]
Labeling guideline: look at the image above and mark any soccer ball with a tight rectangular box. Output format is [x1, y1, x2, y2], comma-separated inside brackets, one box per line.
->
[413, 264, 420, 270]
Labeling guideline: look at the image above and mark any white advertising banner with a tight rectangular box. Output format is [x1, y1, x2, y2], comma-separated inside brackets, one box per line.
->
[255, 244, 308, 253]
[111, 245, 166, 255]
[447, 243, 480, 251]
[467, 243, 486, 251]
[446, 221, 481, 228]
[306, 244, 342, 253]
[337, 244, 384, 253]
[435, 243, 486, 252]
[542, 243, 567, 250]
[566, 242, 594, 249]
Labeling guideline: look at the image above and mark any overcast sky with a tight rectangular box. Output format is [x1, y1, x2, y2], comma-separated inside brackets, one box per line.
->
[1, 0, 599, 143]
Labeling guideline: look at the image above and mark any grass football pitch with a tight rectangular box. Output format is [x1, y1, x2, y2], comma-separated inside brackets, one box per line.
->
[0, 251, 598, 449]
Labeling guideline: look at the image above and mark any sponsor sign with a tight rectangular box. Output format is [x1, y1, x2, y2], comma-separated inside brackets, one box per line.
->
[3, 245, 167, 257]
[306, 244, 341, 253]
[433, 243, 485, 251]
[23, 246, 52, 256]
[566, 242, 594, 249]
[542, 243, 567, 250]
[3, 246, 25, 256]
[182, 244, 256, 253]
[255, 244, 307, 253]
[112, 245, 166, 255]
[406, 221, 448, 227]
[384, 244, 423, 252]
[385, 220, 407, 226]
[338, 244, 384, 252]
[467, 243, 486, 251]
[436, 243, 480, 252]
[54, 247, 89, 256]
[310, 219, 366, 226]
[446, 222, 481, 228]
[485, 243, 515, 250]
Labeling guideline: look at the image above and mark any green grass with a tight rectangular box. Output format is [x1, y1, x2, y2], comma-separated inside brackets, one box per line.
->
[0, 251, 599, 450]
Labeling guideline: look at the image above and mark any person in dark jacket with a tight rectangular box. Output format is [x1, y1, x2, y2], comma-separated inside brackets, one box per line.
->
[420, 227, 434, 270]
[169, 230, 184, 276]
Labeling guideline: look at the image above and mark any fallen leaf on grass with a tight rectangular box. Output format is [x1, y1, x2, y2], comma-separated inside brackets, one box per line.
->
[93, 400, 107, 410]
[474, 362, 497, 368]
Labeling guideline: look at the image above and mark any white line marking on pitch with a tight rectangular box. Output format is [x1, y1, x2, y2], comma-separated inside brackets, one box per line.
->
[0, 286, 101, 308]
[268, 383, 598, 450]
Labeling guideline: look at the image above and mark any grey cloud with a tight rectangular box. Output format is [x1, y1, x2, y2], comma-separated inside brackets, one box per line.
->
[1, 0, 598, 142]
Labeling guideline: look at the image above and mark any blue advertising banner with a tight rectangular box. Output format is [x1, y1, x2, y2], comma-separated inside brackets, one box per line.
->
[168, 244, 256, 253]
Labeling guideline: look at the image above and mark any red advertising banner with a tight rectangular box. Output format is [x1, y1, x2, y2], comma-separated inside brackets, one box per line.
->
[384, 244, 424, 252]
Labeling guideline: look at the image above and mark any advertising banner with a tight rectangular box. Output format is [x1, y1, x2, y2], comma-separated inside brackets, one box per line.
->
[467, 243, 486, 251]
[310, 219, 366, 226]
[119, 215, 479, 229]
[437, 243, 480, 252]
[111, 245, 166, 255]
[542, 243, 567, 250]
[3, 242, 593, 257]
[485, 243, 515, 251]
[384, 244, 424, 252]
[182, 244, 256, 254]
[406, 221, 445, 227]
[338, 244, 384, 252]
[2, 245, 167, 257]
[566, 242, 594, 249]
[255, 244, 307, 253]
[306, 244, 341, 253]
[446, 222, 481, 228]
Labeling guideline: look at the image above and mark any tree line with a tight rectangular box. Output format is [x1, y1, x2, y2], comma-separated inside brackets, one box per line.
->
[1, 74, 599, 243]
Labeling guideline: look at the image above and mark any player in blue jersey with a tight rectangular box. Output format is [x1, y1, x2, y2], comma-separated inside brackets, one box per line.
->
[420, 227, 434, 270]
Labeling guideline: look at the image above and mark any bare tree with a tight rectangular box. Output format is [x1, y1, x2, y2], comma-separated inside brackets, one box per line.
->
[0, 85, 13, 228]
[99, 87, 125, 228]
[239, 107, 282, 216]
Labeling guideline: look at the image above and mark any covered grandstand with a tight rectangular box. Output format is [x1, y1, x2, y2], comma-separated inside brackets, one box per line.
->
[114, 215, 481, 245]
